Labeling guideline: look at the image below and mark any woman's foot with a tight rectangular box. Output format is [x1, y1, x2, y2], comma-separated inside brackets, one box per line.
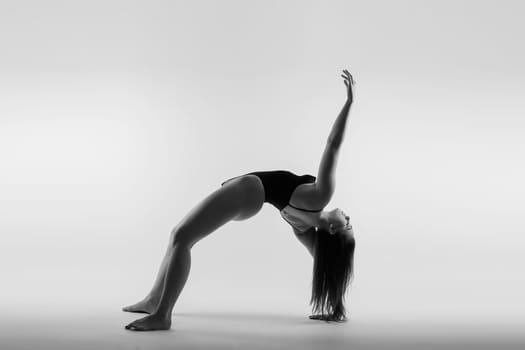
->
[125, 313, 172, 331]
[122, 296, 159, 314]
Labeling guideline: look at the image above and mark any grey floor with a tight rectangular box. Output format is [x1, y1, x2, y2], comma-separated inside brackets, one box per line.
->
[2, 307, 523, 350]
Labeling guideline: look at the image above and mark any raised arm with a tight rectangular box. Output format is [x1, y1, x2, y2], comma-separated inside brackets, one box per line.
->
[314, 70, 355, 201]
[328, 70, 354, 148]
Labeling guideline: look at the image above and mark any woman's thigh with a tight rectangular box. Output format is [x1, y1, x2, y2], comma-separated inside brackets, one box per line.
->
[172, 175, 265, 246]
[231, 175, 265, 221]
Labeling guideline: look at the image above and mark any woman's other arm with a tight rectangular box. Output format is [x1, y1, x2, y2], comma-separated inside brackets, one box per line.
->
[293, 226, 317, 257]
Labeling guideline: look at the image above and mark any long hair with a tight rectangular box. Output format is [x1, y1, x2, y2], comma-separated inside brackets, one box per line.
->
[310, 227, 356, 322]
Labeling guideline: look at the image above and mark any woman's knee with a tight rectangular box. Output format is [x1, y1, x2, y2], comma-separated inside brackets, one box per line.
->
[170, 226, 195, 248]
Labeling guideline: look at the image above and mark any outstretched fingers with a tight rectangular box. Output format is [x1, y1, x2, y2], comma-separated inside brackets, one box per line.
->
[342, 69, 354, 85]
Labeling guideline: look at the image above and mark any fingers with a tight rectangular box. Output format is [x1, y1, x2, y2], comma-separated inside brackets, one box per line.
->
[341, 74, 353, 87]
[309, 314, 324, 320]
[342, 69, 355, 85]
[309, 314, 330, 321]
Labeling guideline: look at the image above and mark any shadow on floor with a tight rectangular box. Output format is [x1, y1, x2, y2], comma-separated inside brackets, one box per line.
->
[1, 310, 523, 350]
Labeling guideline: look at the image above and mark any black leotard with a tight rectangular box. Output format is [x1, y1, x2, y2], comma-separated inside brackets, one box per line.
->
[221, 170, 323, 212]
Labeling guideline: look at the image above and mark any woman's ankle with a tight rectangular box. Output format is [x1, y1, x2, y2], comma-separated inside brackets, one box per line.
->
[151, 309, 171, 321]
[145, 293, 161, 303]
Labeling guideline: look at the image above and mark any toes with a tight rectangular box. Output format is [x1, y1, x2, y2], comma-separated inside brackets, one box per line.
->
[125, 323, 141, 331]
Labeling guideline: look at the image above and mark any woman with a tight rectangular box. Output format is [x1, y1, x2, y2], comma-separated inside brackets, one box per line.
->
[123, 69, 356, 331]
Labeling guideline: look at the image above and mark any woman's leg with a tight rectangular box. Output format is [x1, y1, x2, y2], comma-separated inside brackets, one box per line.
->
[122, 244, 173, 314]
[124, 175, 264, 331]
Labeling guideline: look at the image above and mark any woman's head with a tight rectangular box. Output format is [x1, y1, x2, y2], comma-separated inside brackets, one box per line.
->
[311, 208, 355, 322]
[318, 208, 352, 236]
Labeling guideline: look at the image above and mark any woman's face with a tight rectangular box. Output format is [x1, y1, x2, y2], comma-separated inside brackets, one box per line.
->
[328, 208, 352, 236]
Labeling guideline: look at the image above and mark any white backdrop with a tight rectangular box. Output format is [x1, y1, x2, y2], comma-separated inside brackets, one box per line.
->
[0, 0, 524, 341]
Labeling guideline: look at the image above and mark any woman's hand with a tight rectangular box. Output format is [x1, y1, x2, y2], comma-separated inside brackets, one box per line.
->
[341, 69, 355, 103]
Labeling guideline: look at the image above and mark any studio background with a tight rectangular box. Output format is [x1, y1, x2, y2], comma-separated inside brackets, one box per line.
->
[0, 0, 523, 348]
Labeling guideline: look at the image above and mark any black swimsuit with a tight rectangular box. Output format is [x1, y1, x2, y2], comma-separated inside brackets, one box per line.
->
[221, 170, 323, 212]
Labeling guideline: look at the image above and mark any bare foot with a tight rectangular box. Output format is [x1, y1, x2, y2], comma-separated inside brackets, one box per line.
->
[125, 313, 171, 331]
[122, 297, 159, 314]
